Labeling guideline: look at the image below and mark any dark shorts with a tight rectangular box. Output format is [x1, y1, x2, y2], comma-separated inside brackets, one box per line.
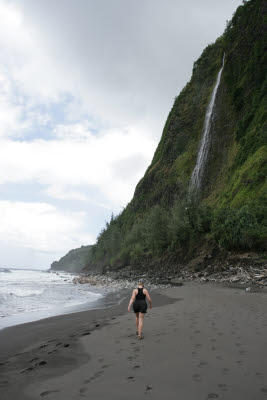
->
[133, 300, 147, 314]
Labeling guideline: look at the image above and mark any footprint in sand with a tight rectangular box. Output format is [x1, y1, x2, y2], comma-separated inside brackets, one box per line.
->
[206, 393, 219, 399]
[81, 331, 91, 336]
[79, 387, 88, 394]
[133, 365, 140, 369]
[15, 352, 27, 356]
[221, 368, 229, 375]
[0, 362, 8, 367]
[198, 361, 207, 368]
[192, 373, 202, 382]
[48, 349, 57, 355]
[217, 383, 228, 390]
[39, 344, 48, 349]
[101, 364, 111, 369]
[84, 370, 104, 384]
[145, 385, 152, 395]
[40, 390, 60, 397]
[20, 367, 34, 373]
[255, 372, 263, 378]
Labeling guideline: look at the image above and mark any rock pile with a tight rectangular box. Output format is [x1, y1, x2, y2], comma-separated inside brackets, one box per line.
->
[72, 274, 163, 289]
[73, 252, 267, 290]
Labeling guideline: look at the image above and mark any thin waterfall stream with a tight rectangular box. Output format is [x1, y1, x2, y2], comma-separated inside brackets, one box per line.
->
[190, 53, 225, 191]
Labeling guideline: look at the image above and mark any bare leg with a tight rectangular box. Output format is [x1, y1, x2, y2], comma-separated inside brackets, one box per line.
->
[138, 313, 145, 337]
[135, 313, 139, 333]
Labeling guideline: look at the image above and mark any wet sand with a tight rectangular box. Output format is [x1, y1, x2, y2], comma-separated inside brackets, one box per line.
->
[0, 283, 267, 400]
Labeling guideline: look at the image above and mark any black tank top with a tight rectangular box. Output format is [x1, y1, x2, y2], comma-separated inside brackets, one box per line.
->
[136, 288, 146, 300]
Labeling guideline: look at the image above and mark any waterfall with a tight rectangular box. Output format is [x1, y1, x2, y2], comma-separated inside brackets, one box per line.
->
[190, 53, 225, 191]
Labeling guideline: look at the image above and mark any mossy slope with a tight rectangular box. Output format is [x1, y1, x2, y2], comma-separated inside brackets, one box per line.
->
[85, 0, 266, 272]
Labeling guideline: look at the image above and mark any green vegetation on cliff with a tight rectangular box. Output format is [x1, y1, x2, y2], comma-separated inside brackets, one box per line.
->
[51, 245, 92, 272]
[86, 0, 266, 272]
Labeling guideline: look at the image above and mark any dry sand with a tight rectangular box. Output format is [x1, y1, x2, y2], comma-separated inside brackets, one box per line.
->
[0, 282, 267, 400]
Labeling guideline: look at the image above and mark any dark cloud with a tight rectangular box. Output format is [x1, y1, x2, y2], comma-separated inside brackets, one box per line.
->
[17, 0, 242, 139]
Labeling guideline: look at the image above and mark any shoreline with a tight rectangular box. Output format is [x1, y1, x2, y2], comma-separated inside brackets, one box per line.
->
[0, 287, 120, 331]
[0, 289, 130, 360]
[0, 273, 165, 332]
[1, 282, 267, 399]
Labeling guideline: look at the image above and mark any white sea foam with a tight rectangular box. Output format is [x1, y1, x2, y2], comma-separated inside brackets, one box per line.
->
[7, 288, 44, 297]
[0, 268, 104, 329]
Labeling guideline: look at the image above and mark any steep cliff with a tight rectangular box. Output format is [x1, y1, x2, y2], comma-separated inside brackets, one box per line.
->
[85, 0, 266, 273]
[50, 245, 92, 272]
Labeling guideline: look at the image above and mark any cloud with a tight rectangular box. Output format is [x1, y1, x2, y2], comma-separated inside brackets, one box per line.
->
[0, 0, 243, 139]
[0, 125, 156, 209]
[43, 185, 90, 203]
[0, 200, 93, 253]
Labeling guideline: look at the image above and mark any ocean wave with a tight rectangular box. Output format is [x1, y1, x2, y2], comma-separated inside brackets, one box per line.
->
[0, 269, 107, 329]
[5, 288, 44, 297]
[0, 268, 12, 273]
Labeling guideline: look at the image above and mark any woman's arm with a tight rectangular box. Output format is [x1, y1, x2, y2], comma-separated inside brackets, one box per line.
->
[144, 289, 152, 309]
[128, 289, 137, 312]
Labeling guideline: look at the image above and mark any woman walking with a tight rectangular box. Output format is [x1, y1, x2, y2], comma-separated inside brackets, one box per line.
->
[128, 279, 152, 340]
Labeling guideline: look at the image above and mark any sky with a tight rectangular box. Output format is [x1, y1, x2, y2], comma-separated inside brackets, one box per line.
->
[0, 0, 243, 269]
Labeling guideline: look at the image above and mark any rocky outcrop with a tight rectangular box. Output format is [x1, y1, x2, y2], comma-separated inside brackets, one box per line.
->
[83, 0, 266, 275]
[50, 245, 92, 272]
[75, 251, 267, 290]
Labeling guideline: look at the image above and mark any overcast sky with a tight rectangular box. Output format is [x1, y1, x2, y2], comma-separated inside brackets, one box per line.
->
[0, 0, 242, 269]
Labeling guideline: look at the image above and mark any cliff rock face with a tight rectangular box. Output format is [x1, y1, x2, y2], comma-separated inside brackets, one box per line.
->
[50, 245, 92, 272]
[132, 0, 266, 211]
[85, 0, 266, 273]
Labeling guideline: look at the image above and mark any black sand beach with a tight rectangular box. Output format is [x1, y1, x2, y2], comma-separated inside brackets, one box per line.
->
[0, 283, 267, 400]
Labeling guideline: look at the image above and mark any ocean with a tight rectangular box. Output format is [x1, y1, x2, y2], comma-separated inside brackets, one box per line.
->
[0, 268, 107, 329]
